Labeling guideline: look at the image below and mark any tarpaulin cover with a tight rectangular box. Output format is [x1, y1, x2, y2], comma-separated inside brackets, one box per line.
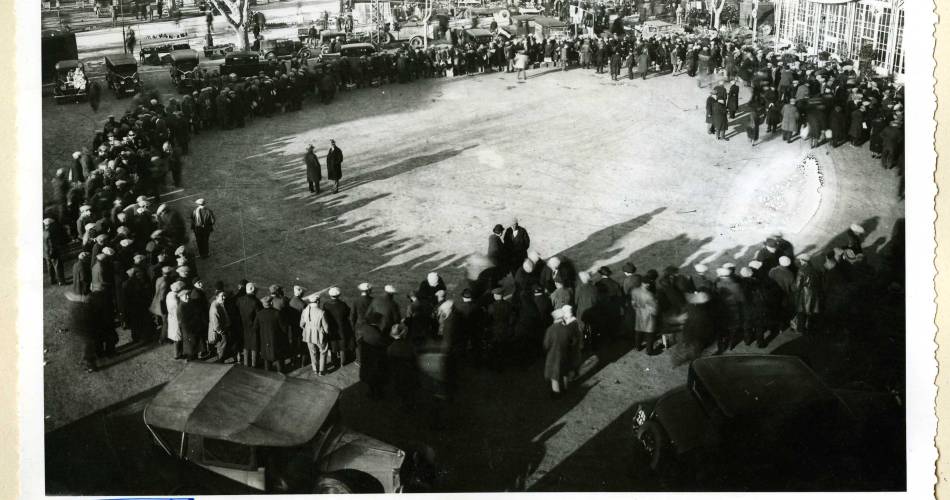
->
[144, 363, 341, 447]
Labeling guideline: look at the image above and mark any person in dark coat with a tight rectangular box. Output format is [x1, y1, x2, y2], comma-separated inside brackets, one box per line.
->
[713, 97, 729, 140]
[828, 105, 848, 148]
[594, 266, 623, 339]
[44, 218, 68, 286]
[705, 91, 717, 135]
[387, 323, 417, 409]
[123, 267, 153, 342]
[849, 105, 865, 146]
[66, 291, 99, 372]
[747, 104, 761, 146]
[487, 224, 506, 269]
[72, 251, 92, 296]
[254, 295, 290, 371]
[573, 271, 597, 345]
[322, 287, 355, 367]
[671, 291, 715, 366]
[880, 120, 903, 170]
[794, 254, 821, 336]
[358, 312, 390, 399]
[714, 267, 745, 353]
[781, 98, 799, 143]
[326, 139, 343, 193]
[368, 284, 402, 339]
[416, 272, 447, 307]
[236, 282, 262, 367]
[726, 80, 740, 118]
[806, 103, 826, 148]
[502, 217, 530, 275]
[177, 288, 206, 360]
[304, 144, 322, 194]
[405, 291, 435, 344]
[543, 306, 580, 397]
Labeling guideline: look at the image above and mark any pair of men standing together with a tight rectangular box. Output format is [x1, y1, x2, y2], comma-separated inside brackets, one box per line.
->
[305, 140, 344, 195]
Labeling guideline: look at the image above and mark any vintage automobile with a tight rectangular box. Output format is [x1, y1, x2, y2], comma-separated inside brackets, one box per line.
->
[104, 53, 141, 98]
[169, 49, 200, 93]
[259, 38, 312, 61]
[140, 42, 192, 65]
[52, 59, 88, 104]
[144, 363, 434, 493]
[631, 354, 903, 489]
[219, 51, 278, 78]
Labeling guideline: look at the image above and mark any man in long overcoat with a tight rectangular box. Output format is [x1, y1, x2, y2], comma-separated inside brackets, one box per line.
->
[367, 284, 402, 338]
[254, 295, 290, 371]
[177, 289, 206, 360]
[326, 139, 343, 193]
[358, 312, 390, 399]
[323, 287, 355, 366]
[304, 144, 322, 194]
[502, 217, 530, 275]
[236, 282, 263, 367]
[543, 306, 580, 397]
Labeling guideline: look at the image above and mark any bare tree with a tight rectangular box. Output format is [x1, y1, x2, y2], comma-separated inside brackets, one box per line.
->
[704, 0, 727, 29]
[207, 0, 251, 50]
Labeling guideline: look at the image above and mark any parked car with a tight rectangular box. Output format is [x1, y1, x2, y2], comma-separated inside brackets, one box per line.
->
[259, 38, 311, 60]
[632, 354, 903, 489]
[104, 53, 141, 98]
[144, 363, 435, 494]
[52, 59, 88, 104]
[169, 49, 200, 93]
[219, 51, 278, 78]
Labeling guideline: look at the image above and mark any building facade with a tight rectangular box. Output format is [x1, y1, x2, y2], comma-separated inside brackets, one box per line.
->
[773, 0, 905, 76]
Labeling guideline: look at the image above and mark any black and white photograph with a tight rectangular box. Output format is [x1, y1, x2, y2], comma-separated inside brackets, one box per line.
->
[15, 0, 939, 496]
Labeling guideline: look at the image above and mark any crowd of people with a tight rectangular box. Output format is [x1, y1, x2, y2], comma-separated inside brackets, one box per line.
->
[45, 21, 903, 405]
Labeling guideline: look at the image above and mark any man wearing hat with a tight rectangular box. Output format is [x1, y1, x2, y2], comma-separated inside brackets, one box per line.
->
[65, 290, 99, 372]
[714, 266, 744, 353]
[487, 224, 506, 269]
[191, 198, 216, 258]
[44, 218, 68, 286]
[72, 252, 92, 296]
[323, 286, 355, 368]
[254, 295, 291, 372]
[793, 254, 820, 336]
[594, 266, 623, 338]
[486, 287, 514, 366]
[236, 282, 263, 367]
[304, 145, 322, 194]
[502, 217, 531, 275]
[326, 139, 344, 194]
[157, 203, 188, 246]
[286, 285, 308, 368]
[416, 272, 446, 307]
[367, 285, 402, 340]
[350, 282, 374, 360]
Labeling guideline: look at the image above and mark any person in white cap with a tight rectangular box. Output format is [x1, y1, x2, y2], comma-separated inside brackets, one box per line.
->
[691, 263, 713, 292]
[846, 223, 866, 255]
[323, 286, 355, 368]
[350, 283, 374, 361]
[191, 198, 216, 258]
[417, 272, 446, 306]
[543, 305, 580, 398]
[768, 255, 796, 326]
[368, 284, 402, 340]
[539, 255, 562, 293]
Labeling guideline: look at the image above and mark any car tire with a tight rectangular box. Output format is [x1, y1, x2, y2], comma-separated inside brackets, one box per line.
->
[637, 420, 669, 471]
[314, 470, 384, 494]
[409, 36, 424, 49]
[300, 49, 311, 59]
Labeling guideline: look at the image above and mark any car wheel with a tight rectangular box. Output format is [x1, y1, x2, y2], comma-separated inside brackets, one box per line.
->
[300, 49, 311, 59]
[265, 52, 276, 60]
[409, 36, 424, 49]
[637, 420, 669, 471]
[313, 474, 354, 494]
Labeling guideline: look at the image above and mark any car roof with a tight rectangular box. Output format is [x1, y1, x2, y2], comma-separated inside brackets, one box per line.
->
[465, 28, 493, 37]
[55, 59, 81, 70]
[170, 49, 199, 61]
[690, 355, 837, 419]
[341, 42, 375, 49]
[105, 53, 138, 66]
[144, 363, 341, 447]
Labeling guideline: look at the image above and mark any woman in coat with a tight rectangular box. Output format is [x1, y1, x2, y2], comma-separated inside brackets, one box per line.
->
[300, 295, 330, 375]
[166, 281, 184, 358]
[543, 306, 580, 397]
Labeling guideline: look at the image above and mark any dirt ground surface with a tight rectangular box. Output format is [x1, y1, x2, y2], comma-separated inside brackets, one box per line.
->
[41, 62, 905, 492]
